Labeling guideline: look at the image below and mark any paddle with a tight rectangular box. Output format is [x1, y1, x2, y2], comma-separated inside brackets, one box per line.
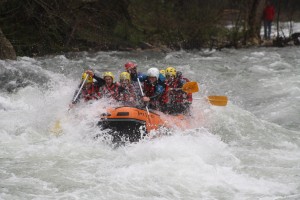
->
[50, 120, 63, 135]
[176, 82, 227, 106]
[174, 81, 199, 93]
[194, 96, 228, 106]
[137, 78, 151, 117]
[72, 74, 89, 104]
[207, 96, 228, 106]
[51, 74, 90, 135]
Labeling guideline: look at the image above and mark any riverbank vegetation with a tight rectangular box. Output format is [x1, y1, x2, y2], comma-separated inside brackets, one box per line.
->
[0, 0, 299, 59]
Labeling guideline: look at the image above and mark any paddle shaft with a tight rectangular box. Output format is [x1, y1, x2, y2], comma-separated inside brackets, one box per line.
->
[137, 78, 151, 116]
[194, 96, 228, 106]
[72, 74, 89, 103]
[52, 74, 91, 135]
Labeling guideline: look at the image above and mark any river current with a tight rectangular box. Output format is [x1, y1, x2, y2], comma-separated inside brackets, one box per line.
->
[0, 47, 299, 200]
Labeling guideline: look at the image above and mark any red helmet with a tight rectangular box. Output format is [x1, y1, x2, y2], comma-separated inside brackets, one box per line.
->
[124, 62, 137, 70]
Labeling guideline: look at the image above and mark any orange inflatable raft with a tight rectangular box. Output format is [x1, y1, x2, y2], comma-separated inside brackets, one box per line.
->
[98, 106, 189, 142]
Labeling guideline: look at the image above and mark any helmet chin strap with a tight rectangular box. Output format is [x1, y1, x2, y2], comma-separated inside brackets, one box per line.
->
[151, 80, 157, 86]
[167, 77, 175, 84]
[131, 73, 137, 79]
[121, 82, 128, 87]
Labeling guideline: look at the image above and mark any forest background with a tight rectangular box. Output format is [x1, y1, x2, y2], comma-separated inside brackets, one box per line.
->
[0, 0, 299, 59]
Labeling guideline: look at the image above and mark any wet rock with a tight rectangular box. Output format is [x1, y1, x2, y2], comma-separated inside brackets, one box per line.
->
[0, 28, 16, 60]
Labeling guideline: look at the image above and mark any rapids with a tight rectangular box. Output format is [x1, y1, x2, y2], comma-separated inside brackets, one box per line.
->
[0, 48, 299, 199]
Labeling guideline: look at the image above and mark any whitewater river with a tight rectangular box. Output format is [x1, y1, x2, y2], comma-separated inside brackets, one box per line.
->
[0, 47, 299, 200]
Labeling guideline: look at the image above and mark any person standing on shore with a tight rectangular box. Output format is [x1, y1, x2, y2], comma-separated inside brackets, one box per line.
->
[263, 1, 275, 40]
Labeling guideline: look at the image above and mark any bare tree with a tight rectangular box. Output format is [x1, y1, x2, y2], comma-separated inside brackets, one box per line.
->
[247, 0, 267, 44]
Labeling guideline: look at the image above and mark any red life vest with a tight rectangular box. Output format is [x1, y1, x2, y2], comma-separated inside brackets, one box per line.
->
[143, 81, 160, 109]
[166, 77, 192, 104]
[81, 85, 101, 102]
[99, 83, 119, 100]
[117, 84, 137, 106]
[160, 87, 169, 105]
[143, 82, 155, 98]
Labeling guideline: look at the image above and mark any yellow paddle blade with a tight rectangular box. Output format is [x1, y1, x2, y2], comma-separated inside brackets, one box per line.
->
[207, 96, 228, 106]
[182, 82, 199, 93]
[50, 120, 63, 136]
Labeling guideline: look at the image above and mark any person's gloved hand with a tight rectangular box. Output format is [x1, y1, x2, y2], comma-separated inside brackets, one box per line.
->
[85, 70, 94, 77]
[69, 103, 75, 109]
[142, 96, 150, 102]
[118, 86, 125, 93]
[184, 102, 192, 108]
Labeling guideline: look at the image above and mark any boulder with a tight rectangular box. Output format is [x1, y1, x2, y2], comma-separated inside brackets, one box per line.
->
[0, 28, 16, 60]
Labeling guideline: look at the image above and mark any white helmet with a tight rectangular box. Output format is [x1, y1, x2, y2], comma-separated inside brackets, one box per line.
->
[147, 67, 159, 79]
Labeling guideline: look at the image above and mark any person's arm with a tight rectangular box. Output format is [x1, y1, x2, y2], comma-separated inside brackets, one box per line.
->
[69, 86, 81, 107]
[149, 85, 165, 100]
[93, 74, 105, 87]
[178, 78, 188, 88]
[85, 70, 105, 87]
[137, 73, 147, 82]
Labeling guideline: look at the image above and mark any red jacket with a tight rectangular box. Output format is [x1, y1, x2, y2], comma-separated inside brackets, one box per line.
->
[99, 83, 119, 100]
[263, 5, 275, 21]
[72, 84, 101, 104]
[82, 85, 101, 101]
[116, 84, 137, 106]
[143, 80, 166, 110]
[165, 77, 192, 105]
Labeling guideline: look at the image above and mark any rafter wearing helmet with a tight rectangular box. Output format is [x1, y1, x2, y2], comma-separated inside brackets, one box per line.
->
[162, 66, 193, 115]
[116, 72, 137, 106]
[140, 67, 168, 110]
[70, 70, 105, 107]
[99, 71, 119, 100]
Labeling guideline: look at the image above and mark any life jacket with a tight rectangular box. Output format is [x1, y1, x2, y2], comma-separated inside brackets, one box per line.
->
[131, 81, 143, 98]
[81, 84, 101, 102]
[117, 84, 137, 106]
[166, 77, 192, 104]
[143, 80, 165, 110]
[143, 81, 155, 98]
[99, 83, 119, 100]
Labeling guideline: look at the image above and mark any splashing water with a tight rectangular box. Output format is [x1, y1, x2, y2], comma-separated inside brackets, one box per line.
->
[0, 48, 299, 199]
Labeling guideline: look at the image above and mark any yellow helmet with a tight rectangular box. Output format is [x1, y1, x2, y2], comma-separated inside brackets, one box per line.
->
[160, 69, 165, 77]
[82, 72, 93, 83]
[119, 72, 131, 81]
[103, 72, 114, 81]
[165, 66, 176, 77]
